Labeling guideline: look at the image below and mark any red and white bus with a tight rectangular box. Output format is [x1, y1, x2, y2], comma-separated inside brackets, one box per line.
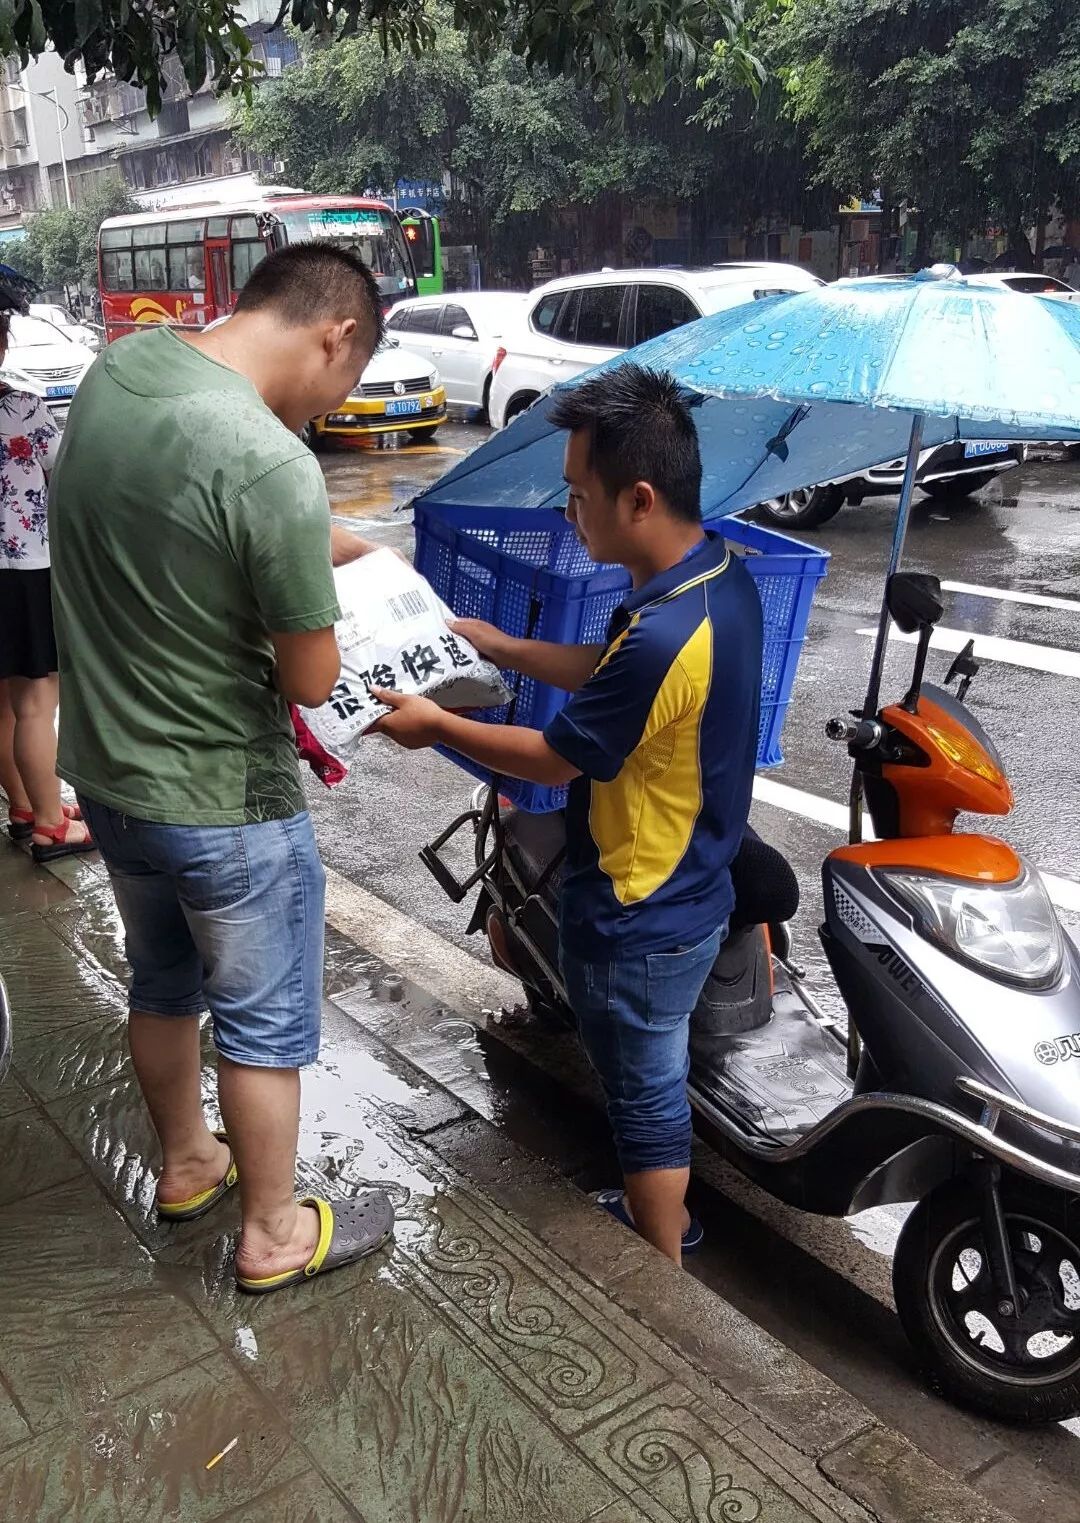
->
[97, 193, 418, 344]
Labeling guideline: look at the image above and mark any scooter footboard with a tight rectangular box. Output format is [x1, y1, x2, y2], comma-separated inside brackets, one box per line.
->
[688, 1088, 1080, 1215]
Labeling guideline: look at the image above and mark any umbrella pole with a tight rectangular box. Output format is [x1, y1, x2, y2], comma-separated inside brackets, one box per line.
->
[848, 412, 925, 851]
[860, 411, 925, 724]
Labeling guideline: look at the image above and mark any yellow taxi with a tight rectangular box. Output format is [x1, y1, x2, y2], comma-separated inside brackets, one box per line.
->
[310, 337, 447, 446]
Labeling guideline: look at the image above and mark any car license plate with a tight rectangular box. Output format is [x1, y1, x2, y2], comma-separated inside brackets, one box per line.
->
[964, 441, 1007, 458]
[46, 384, 77, 399]
[385, 398, 421, 417]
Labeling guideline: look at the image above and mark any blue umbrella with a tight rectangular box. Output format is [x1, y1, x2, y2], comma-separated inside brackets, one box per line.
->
[418, 267, 1080, 721]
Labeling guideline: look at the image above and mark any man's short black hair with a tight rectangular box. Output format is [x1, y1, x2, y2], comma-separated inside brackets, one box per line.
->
[548, 362, 702, 523]
[234, 241, 385, 348]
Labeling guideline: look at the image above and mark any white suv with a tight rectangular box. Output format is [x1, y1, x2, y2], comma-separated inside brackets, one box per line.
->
[488, 263, 825, 429]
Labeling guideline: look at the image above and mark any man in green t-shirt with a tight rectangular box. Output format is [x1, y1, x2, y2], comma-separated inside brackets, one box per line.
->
[50, 243, 394, 1293]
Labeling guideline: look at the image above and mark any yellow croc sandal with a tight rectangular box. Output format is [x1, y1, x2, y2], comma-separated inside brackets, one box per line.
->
[156, 1131, 238, 1223]
[235, 1193, 394, 1295]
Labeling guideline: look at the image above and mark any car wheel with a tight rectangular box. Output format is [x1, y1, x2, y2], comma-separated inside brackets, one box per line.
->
[408, 425, 440, 443]
[756, 484, 845, 530]
[923, 473, 994, 501]
[302, 421, 327, 453]
[505, 393, 540, 425]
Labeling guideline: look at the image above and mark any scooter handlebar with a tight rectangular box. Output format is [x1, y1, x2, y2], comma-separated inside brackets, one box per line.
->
[825, 715, 883, 750]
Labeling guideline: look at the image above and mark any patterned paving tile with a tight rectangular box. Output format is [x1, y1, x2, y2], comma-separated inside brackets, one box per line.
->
[0, 1073, 34, 1120]
[45, 882, 130, 996]
[0, 1178, 218, 1433]
[247, 1262, 620, 1523]
[577, 1383, 816, 1523]
[0, 1380, 29, 1459]
[209, 1468, 362, 1523]
[0, 1351, 305, 1523]
[0, 1106, 84, 1207]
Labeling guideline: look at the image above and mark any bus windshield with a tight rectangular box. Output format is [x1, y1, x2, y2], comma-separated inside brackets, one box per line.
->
[279, 208, 414, 299]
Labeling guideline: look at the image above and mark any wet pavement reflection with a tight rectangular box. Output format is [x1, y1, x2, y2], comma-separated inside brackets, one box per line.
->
[0, 840, 843, 1523]
[320, 416, 486, 534]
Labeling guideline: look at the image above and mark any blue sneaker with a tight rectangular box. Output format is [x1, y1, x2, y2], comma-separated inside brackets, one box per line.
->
[594, 1188, 704, 1255]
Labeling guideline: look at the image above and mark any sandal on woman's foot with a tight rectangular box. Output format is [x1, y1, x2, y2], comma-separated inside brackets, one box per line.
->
[236, 1193, 395, 1295]
[9, 802, 81, 844]
[156, 1131, 238, 1222]
[594, 1188, 704, 1255]
[30, 815, 95, 864]
[7, 809, 32, 844]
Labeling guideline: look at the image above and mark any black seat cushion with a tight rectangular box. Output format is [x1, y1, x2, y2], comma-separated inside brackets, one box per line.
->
[499, 811, 799, 931]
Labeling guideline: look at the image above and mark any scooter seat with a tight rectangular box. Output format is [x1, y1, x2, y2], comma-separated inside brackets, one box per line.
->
[730, 828, 800, 931]
[499, 811, 799, 931]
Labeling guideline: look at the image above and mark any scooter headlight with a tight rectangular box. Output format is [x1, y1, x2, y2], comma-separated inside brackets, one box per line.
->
[883, 864, 1063, 987]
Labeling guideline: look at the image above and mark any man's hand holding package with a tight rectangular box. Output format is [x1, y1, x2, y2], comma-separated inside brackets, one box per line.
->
[369, 687, 578, 787]
[368, 688, 447, 749]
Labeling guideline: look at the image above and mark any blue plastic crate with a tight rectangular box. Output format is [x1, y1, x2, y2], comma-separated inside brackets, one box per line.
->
[413, 501, 828, 811]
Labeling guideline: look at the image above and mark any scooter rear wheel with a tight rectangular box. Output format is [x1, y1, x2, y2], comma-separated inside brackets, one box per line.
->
[894, 1179, 1080, 1423]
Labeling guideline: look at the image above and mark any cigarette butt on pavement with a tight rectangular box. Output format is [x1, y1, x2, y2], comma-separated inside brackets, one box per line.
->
[205, 1437, 239, 1471]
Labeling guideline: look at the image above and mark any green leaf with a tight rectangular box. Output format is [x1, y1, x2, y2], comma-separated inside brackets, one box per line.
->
[73, 0, 100, 46]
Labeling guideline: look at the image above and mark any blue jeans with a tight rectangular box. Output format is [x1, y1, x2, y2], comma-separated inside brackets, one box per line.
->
[79, 798, 325, 1068]
[561, 926, 725, 1175]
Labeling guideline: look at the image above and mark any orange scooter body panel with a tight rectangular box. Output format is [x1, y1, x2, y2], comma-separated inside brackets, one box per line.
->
[880, 694, 1013, 837]
[831, 834, 1022, 884]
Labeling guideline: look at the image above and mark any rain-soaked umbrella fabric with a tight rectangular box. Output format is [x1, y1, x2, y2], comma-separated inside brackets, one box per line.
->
[418, 272, 1080, 520]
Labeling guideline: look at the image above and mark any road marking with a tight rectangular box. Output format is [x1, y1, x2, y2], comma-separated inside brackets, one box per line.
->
[753, 776, 852, 833]
[752, 777, 1080, 913]
[942, 580, 1080, 614]
[856, 623, 1080, 679]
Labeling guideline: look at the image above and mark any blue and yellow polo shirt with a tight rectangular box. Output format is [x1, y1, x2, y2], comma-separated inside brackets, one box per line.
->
[544, 532, 763, 957]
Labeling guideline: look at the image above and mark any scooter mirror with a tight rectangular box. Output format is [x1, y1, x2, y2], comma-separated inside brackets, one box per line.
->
[886, 571, 944, 634]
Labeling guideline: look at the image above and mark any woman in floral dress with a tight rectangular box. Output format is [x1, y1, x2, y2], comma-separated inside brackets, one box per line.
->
[0, 307, 93, 861]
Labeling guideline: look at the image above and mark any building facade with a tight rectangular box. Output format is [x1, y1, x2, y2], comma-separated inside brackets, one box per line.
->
[0, 2, 298, 245]
[78, 5, 297, 209]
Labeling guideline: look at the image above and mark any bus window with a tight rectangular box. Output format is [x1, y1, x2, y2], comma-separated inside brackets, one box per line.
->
[164, 220, 205, 290]
[232, 240, 267, 291]
[166, 220, 203, 245]
[278, 208, 414, 300]
[130, 223, 166, 291]
[102, 250, 135, 291]
[100, 224, 135, 292]
[169, 245, 205, 290]
[134, 249, 168, 290]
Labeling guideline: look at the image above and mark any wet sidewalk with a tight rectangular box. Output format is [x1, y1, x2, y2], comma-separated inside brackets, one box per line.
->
[0, 843, 1009, 1523]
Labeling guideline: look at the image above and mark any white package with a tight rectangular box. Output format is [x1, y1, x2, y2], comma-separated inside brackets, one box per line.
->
[298, 548, 511, 756]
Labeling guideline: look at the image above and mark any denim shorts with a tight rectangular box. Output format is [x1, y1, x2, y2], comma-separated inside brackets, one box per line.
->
[561, 926, 724, 1175]
[79, 798, 325, 1068]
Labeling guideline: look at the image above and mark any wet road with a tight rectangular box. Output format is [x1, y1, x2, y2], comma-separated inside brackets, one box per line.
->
[316, 426, 1080, 1517]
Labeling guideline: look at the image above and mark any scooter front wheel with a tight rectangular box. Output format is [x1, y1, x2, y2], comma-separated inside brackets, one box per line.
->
[894, 1179, 1080, 1423]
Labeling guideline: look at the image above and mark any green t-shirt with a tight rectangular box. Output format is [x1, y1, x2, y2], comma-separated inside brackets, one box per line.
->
[50, 326, 341, 825]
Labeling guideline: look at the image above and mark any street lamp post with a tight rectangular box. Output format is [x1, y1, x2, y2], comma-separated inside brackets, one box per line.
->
[7, 81, 72, 208]
[49, 90, 72, 210]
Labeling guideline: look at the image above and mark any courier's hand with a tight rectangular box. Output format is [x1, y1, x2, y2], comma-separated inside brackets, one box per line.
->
[330, 525, 410, 568]
[368, 688, 446, 749]
[450, 618, 510, 665]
